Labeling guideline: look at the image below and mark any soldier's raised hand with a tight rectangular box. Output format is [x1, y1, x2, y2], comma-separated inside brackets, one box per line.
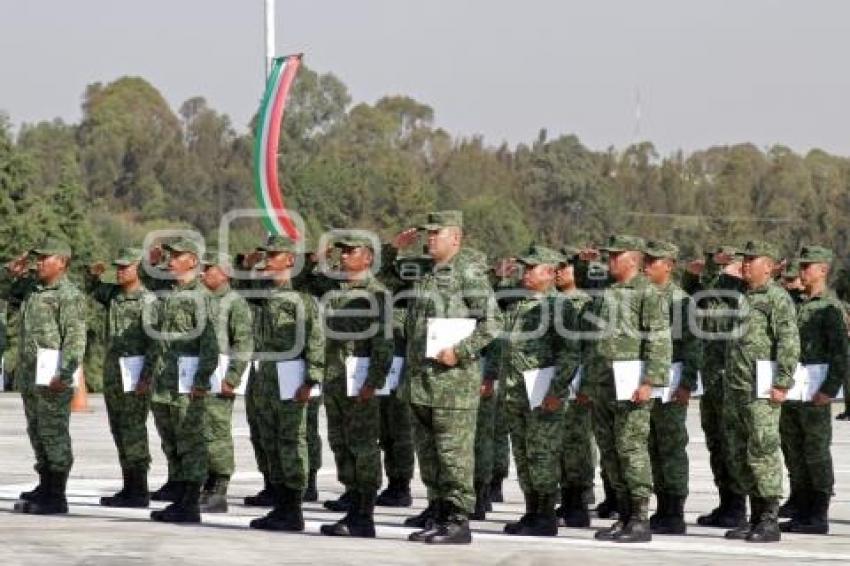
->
[392, 228, 419, 250]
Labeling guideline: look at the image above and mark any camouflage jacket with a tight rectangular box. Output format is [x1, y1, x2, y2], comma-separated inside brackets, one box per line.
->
[694, 273, 745, 379]
[255, 280, 325, 387]
[321, 272, 393, 392]
[399, 248, 502, 409]
[1, 273, 86, 391]
[725, 281, 800, 392]
[151, 277, 218, 399]
[797, 289, 848, 398]
[205, 284, 254, 389]
[657, 281, 702, 391]
[580, 273, 672, 387]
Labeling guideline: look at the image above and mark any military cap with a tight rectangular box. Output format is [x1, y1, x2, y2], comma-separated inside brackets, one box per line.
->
[112, 247, 144, 267]
[334, 234, 376, 251]
[516, 245, 564, 267]
[781, 260, 800, 278]
[201, 250, 231, 268]
[742, 240, 780, 261]
[797, 245, 834, 265]
[163, 237, 202, 256]
[558, 246, 581, 265]
[599, 234, 646, 254]
[645, 240, 679, 261]
[257, 234, 296, 254]
[418, 210, 463, 231]
[31, 236, 72, 258]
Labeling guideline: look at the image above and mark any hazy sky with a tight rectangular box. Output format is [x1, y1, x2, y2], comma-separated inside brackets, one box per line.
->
[2, 0, 849, 155]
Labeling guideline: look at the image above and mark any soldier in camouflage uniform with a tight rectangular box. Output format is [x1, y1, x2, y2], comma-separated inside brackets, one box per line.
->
[148, 238, 219, 524]
[582, 235, 672, 543]
[197, 252, 253, 513]
[778, 246, 847, 534]
[554, 248, 595, 527]
[473, 347, 497, 520]
[644, 241, 701, 534]
[3, 237, 87, 515]
[780, 260, 805, 305]
[249, 235, 325, 532]
[722, 240, 800, 543]
[394, 211, 501, 545]
[316, 234, 393, 538]
[87, 248, 158, 508]
[490, 246, 574, 537]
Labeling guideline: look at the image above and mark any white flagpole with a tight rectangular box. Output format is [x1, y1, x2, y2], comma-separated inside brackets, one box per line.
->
[265, 0, 275, 80]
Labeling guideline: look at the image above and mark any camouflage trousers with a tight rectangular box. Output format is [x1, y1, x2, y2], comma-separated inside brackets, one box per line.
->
[22, 388, 74, 474]
[253, 371, 308, 492]
[325, 383, 382, 493]
[493, 400, 512, 480]
[780, 402, 833, 496]
[380, 392, 415, 482]
[474, 392, 497, 485]
[723, 390, 782, 499]
[591, 383, 654, 499]
[205, 396, 235, 476]
[411, 403, 477, 513]
[561, 400, 597, 491]
[700, 369, 735, 492]
[649, 400, 689, 497]
[307, 396, 323, 474]
[104, 385, 151, 472]
[151, 395, 208, 483]
[505, 401, 564, 497]
[245, 367, 268, 477]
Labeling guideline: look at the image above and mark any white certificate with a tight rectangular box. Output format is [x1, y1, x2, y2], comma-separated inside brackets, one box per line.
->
[346, 356, 371, 397]
[36, 348, 82, 388]
[119, 356, 145, 393]
[523, 366, 556, 409]
[210, 354, 251, 395]
[376, 356, 405, 396]
[613, 360, 645, 401]
[177, 356, 199, 394]
[276, 359, 321, 401]
[755, 360, 777, 399]
[568, 366, 583, 401]
[426, 318, 477, 359]
[788, 363, 829, 402]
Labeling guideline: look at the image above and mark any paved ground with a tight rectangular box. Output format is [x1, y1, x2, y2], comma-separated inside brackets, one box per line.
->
[2, 394, 850, 564]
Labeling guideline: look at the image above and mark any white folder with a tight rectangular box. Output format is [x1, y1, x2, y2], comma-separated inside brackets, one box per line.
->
[426, 318, 476, 359]
[35, 348, 82, 388]
[177, 356, 199, 394]
[276, 359, 321, 401]
[376, 356, 405, 396]
[119, 356, 146, 393]
[346, 356, 371, 397]
[523, 366, 556, 409]
[210, 354, 251, 395]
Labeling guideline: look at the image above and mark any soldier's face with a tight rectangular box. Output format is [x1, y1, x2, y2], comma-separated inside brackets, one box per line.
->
[426, 228, 460, 261]
[168, 252, 197, 276]
[521, 263, 553, 292]
[643, 257, 672, 285]
[35, 254, 66, 282]
[554, 264, 575, 289]
[800, 262, 828, 288]
[202, 265, 229, 290]
[608, 251, 636, 280]
[742, 256, 773, 287]
[116, 262, 140, 286]
[263, 251, 294, 274]
[340, 246, 373, 273]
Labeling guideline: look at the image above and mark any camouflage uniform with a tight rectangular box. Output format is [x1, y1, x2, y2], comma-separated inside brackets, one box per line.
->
[87, 248, 158, 506]
[779, 246, 847, 534]
[645, 241, 702, 533]
[723, 240, 800, 542]
[3, 237, 87, 514]
[399, 211, 501, 542]
[582, 235, 672, 542]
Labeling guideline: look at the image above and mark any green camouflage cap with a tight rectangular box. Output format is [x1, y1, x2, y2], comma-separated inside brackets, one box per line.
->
[112, 247, 144, 267]
[334, 234, 375, 251]
[742, 240, 780, 260]
[558, 246, 581, 265]
[645, 240, 679, 260]
[201, 250, 231, 268]
[797, 245, 834, 265]
[257, 234, 296, 253]
[599, 234, 646, 254]
[418, 210, 463, 231]
[163, 237, 201, 256]
[516, 245, 564, 267]
[781, 260, 800, 278]
[31, 236, 72, 258]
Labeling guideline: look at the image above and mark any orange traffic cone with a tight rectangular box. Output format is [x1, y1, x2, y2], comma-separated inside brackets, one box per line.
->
[71, 369, 91, 413]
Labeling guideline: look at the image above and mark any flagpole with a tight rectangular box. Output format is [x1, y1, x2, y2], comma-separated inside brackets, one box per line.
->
[265, 0, 275, 80]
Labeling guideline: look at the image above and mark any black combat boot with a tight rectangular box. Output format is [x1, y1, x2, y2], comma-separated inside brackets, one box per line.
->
[19, 468, 48, 502]
[792, 491, 829, 535]
[244, 475, 274, 507]
[322, 491, 377, 538]
[560, 486, 591, 528]
[652, 494, 687, 535]
[425, 503, 472, 545]
[504, 493, 537, 534]
[595, 494, 630, 541]
[725, 495, 759, 540]
[408, 500, 443, 542]
[405, 499, 438, 528]
[100, 468, 130, 507]
[151, 482, 200, 523]
[470, 481, 490, 520]
[649, 493, 666, 530]
[250, 484, 303, 531]
[512, 492, 558, 536]
[614, 497, 652, 543]
[303, 470, 319, 502]
[199, 475, 229, 513]
[101, 468, 150, 508]
[596, 476, 619, 519]
[778, 488, 800, 519]
[489, 475, 505, 503]
[746, 498, 780, 543]
[324, 490, 354, 512]
[25, 471, 70, 515]
[151, 478, 182, 502]
[376, 477, 413, 507]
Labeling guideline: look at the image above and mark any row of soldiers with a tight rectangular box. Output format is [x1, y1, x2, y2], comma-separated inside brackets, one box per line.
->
[2, 209, 845, 545]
